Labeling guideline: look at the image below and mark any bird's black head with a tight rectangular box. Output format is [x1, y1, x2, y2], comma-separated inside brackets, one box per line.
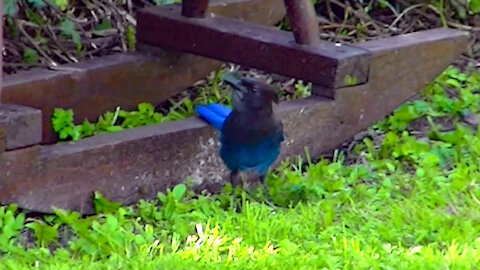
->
[222, 72, 278, 112]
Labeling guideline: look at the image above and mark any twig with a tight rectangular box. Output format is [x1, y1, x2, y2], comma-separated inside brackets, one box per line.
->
[46, 25, 78, 63]
[388, 3, 427, 30]
[381, 0, 400, 17]
[17, 20, 58, 67]
[325, 0, 335, 22]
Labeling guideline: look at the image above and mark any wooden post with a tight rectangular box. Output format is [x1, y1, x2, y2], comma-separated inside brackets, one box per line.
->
[0, 0, 3, 100]
[0, 0, 4, 151]
[283, 0, 320, 45]
[182, 0, 210, 18]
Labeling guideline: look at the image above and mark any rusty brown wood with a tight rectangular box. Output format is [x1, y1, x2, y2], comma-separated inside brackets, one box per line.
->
[136, 4, 370, 89]
[0, 28, 468, 214]
[0, 126, 5, 152]
[182, 0, 210, 17]
[0, 0, 4, 152]
[0, 104, 42, 151]
[0, 0, 2, 100]
[283, 0, 320, 45]
[1, 0, 286, 145]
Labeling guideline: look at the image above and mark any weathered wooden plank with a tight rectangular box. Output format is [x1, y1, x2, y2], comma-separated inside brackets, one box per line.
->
[0, 0, 3, 152]
[0, 104, 42, 151]
[0, 125, 5, 152]
[0, 0, 2, 100]
[335, 28, 470, 129]
[136, 4, 370, 89]
[0, 28, 468, 214]
[1, 0, 286, 144]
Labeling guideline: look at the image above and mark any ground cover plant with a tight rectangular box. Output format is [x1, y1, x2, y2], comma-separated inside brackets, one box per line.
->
[1, 66, 480, 269]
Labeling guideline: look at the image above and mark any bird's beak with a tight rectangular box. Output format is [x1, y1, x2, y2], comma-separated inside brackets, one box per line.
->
[221, 72, 244, 92]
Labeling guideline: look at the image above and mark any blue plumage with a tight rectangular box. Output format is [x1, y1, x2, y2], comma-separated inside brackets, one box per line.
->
[195, 73, 284, 198]
[219, 133, 282, 176]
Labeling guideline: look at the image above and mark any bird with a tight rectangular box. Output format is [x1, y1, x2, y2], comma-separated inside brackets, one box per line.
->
[195, 72, 284, 200]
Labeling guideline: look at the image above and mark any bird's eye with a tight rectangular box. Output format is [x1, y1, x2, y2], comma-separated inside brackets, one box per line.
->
[251, 87, 258, 93]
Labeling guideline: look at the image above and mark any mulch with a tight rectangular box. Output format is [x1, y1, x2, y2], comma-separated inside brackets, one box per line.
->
[3, 0, 480, 75]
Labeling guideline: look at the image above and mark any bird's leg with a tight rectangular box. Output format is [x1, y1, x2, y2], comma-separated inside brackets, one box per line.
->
[230, 170, 239, 189]
[229, 170, 242, 212]
[259, 174, 274, 205]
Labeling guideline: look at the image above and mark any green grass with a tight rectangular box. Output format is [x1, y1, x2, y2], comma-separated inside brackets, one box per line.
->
[2, 65, 480, 269]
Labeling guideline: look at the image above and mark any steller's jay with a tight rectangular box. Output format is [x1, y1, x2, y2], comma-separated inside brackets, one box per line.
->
[195, 73, 284, 199]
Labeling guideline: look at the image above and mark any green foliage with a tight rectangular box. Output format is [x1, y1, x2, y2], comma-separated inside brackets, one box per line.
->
[377, 66, 480, 133]
[27, 0, 46, 9]
[119, 103, 161, 128]
[23, 48, 38, 64]
[125, 25, 136, 52]
[50, 0, 69, 11]
[377, 0, 389, 9]
[152, 0, 181, 5]
[51, 108, 81, 140]
[94, 19, 112, 31]
[0, 205, 25, 252]
[59, 20, 81, 50]
[3, 0, 18, 16]
[51, 104, 145, 141]
[277, 80, 312, 101]
[25, 221, 58, 246]
[93, 192, 122, 214]
[293, 81, 312, 98]
[471, 0, 480, 13]
[51, 99, 199, 141]
[343, 74, 357, 86]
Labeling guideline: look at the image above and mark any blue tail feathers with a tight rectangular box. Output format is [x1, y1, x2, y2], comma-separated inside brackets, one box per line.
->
[195, 103, 232, 130]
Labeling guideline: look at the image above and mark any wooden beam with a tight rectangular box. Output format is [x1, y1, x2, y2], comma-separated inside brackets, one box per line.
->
[136, 4, 370, 89]
[0, 0, 2, 101]
[0, 104, 42, 151]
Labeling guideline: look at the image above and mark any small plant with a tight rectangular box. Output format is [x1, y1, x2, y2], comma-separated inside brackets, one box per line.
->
[25, 220, 58, 247]
[59, 19, 82, 52]
[0, 204, 25, 252]
[51, 108, 82, 140]
[22, 48, 38, 64]
[125, 25, 136, 52]
[51, 103, 165, 141]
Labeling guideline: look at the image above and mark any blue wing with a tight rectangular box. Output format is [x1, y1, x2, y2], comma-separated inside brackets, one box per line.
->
[195, 103, 232, 130]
